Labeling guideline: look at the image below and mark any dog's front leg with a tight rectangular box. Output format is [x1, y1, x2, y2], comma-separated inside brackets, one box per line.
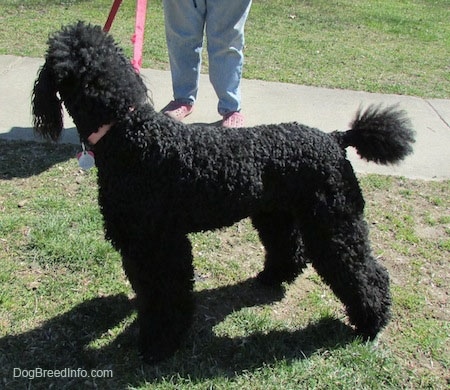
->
[121, 235, 195, 364]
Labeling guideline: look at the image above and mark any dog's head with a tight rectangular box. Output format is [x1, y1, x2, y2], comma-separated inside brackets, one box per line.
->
[32, 21, 148, 142]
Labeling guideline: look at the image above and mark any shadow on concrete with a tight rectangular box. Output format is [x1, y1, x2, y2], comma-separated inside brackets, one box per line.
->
[0, 132, 79, 179]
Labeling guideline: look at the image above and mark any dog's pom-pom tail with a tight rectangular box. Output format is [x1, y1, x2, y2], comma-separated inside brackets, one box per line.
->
[335, 105, 416, 165]
[32, 63, 64, 141]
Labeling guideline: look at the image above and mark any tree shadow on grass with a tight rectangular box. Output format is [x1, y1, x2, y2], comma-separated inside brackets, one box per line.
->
[0, 278, 356, 389]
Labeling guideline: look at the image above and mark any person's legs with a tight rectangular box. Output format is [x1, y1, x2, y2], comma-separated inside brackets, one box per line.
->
[163, 0, 206, 105]
[205, 0, 252, 117]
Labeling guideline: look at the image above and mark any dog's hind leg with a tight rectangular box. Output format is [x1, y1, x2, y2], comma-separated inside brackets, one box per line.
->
[300, 213, 391, 339]
[251, 211, 308, 287]
[121, 234, 194, 363]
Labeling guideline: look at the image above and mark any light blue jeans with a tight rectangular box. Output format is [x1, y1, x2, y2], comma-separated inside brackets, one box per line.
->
[163, 0, 252, 116]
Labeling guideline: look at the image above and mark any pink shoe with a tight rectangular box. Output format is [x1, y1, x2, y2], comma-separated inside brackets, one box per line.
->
[222, 111, 245, 128]
[162, 101, 193, 121]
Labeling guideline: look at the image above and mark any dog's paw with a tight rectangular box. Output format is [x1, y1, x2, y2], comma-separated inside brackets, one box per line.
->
[256, 270, 285, 288]
[256, 265, 302, 287]
[138, 330, 183, 365]
[354, 325, 381, 342]
[139, 341, 180, 365]
[140, 349, 172, 365]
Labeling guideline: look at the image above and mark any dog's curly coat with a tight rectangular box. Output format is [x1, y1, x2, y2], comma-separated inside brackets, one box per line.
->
[32, 22, 415, 363]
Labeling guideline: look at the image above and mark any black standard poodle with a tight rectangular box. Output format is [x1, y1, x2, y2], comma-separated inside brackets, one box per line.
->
[32, 22, 415, 363]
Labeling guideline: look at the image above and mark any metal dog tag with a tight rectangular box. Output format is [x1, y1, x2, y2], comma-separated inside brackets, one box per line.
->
[77, 143, 95, 170]
[77, 151, 95, 170]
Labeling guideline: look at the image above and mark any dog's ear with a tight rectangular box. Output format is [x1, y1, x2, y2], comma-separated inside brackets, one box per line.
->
[32, 63, 64, 141]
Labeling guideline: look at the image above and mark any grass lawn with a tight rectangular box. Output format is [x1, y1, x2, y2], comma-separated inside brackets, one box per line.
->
[0, 0, 449, 98]
[0, 141, 448, 388]
[0, 0, 449, 389]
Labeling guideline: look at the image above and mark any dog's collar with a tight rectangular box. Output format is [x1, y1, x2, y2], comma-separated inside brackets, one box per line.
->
[87, 122, 113, 145]
[87, 107, 135, 145]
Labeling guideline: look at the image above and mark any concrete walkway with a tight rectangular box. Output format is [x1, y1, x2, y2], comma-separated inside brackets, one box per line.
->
[1, 55, 449, 180]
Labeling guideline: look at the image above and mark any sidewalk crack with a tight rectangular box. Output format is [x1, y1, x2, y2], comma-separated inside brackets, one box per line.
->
[425, 99, 450, 129]
[0, 56, 24, 77]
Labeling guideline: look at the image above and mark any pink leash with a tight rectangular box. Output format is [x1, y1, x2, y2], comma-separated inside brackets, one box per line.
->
[103, 0, 147, 72]
[131, 0, 148, 72]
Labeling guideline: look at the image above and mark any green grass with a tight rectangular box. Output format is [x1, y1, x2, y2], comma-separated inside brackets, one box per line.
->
[0, 0, 449, 97]
[0, 140, 449, 389]
[0, 1, 449, 387]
